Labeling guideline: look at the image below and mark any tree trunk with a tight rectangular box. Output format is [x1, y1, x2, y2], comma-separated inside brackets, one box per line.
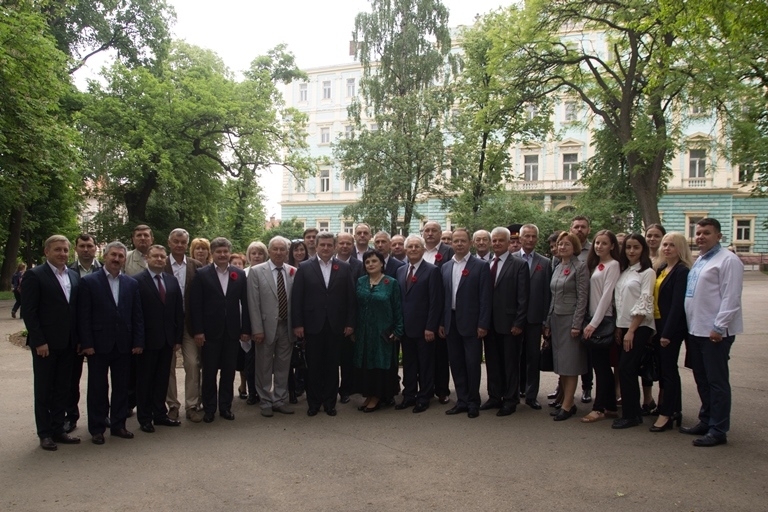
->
[123, 170, 158, 225]
[0, 207, 24, 291]
[630, 170, 662, 227]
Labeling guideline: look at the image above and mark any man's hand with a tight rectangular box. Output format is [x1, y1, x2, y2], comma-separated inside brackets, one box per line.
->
[343, 327, 354, 337]
[35, 344, 49, 357]
[660, 337, 670, 348]
[709, 331, 723, 343]
[194, 334, 205, 347]
[477, 328, 487, 339]
[82, 348, 95, 356]
[293, 327, 304, 339]
[252, 333, 265, 344]
[511, 326, 522, 336]
[174, 344, 182, 352]
[239, 334, 250, 342]
[424, 330, 435, 342]
[132, 347, 143, 355]
[438, 326, 446, 339]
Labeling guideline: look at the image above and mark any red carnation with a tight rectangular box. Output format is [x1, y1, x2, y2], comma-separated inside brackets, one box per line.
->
[563, 268, 570, 276]
[230, 271, 238, 280]
[289, 268, 295, 277]
[434, 253, 443, 262]
[535, 264, 542, 272]
[598, 263, 605, 271]
[411, 276, 417, 283]
[383, 278, 390, 284]
[462, 269, 469, 277]
[332, 264, 339, 271]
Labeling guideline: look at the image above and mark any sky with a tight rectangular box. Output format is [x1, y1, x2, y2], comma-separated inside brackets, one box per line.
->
[77, 0, 511, 219]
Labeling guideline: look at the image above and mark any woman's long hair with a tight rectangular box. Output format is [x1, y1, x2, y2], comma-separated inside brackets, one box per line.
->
[619, 233, 652, 272]
[586, 229, 621, 274]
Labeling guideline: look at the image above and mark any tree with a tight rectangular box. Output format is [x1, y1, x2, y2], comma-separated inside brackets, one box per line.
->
[334, 0, 455, 234]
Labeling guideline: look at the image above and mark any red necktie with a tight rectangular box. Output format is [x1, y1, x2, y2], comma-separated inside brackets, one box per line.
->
[155, 274, 166, 303]
[406, 265, 415, 291]
[490, 257, 499, 286]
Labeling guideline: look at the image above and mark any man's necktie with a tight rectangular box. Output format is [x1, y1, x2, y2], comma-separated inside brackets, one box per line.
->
[490, 257, 499, 286]
[155, 274, 166, 303]
[276, 267, 288, 320]
[406, 264, 415, 291]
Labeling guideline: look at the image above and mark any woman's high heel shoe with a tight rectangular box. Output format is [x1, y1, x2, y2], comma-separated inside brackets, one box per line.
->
[649, 412, 682, 432]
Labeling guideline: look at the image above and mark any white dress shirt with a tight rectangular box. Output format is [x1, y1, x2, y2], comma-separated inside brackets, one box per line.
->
[47, 261, 72, 303]
[614, 263, 655, 331]
[104, 267, 120, 305]
[215, 265, 229, 295]
[318, 257, 333, 287]
[451, 255, 468, 309]
[170, 255, 188, 296]
[489, 251, 508, 286]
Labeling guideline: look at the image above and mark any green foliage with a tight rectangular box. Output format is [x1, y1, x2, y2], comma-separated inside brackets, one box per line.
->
[264, 218, 306, 242]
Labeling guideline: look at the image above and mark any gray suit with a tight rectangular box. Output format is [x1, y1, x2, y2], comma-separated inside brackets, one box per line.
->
[247, 261, 296, 409]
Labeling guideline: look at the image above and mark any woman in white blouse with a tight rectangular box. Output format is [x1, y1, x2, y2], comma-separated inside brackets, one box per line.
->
[581, 230, 621, 423]
[612, 233, 656, 429]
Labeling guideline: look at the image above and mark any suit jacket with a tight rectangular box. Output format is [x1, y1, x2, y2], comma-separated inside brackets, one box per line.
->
[396, 260, 443, 338]
[384, 256, 405, 278]
[189, 264, 251, 342]
[656, 263, 689, 342]
[441, 255, 492, 337]
[432, 242, 454, 269]
[22, 263, 80, 350]
[78, 270, 144, 354]
[547, 259, 589, 330]
[164, 256, 202, 335]
[247, 262, 297, 345]
[491, 252, 529, 334]
[68, 259, 102, 277]
[136, 270, 184, 350]
[338, 257, 364, 281]
[514, 250, 552, 324]
[291, 257, 355, 335]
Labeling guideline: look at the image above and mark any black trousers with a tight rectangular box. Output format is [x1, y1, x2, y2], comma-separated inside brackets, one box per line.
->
[591, 343, 617, 413]
[434, 338, 451, 398]
[31, 347, 74, 438]
[12, 290, 21, 314]
[338, 335, 355, 397]
[304, 321, 342, 411]
[201, 337, 238, 415]
[581, 350, 594, 391]
[656, 334, 684, 416]
[519, 323, 543, 401]
[485, 330, 522, 404]
[446, 317, 482, 410]
[618, 326, 654, 420]
[688, 334, 734, 437]
[136, 345, 174, 424]
[65, 353, 85, 424]
[87, 349, 130, 434]
[401, 334, 435, 406]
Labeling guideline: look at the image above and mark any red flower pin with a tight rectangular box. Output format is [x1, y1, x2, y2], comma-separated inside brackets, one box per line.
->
[434, 253, 443, 262]
[332, 264, 339, 271]
[230, 271, 238, 280]
[289, 268, 295, 277]
[461, 269, 469, 277]
[563, 268, 570, 276]
[597, 263, 605, 271]
[383, 278, 390, 284]
[535, 264, 542, 272]
[411, 276, 417, 283]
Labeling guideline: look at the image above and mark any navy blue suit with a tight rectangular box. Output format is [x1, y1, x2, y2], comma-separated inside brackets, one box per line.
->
[189, 264, 250, 416]
[79, 270, 144, 435]
[384, 256, 405, 278]
[22, 263, 80, 439]
[291, 257, 356, 411]
[338, 256, 364, 397]
[440, 255, 491, 410]
[397, 260, 443, 406]
[136, 270, 184, 425]
[431, 243, 454, 398]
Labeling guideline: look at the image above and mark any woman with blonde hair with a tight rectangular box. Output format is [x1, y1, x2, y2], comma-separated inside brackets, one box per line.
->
[190, 237, 212, 264]
[649, 232, 692, 432]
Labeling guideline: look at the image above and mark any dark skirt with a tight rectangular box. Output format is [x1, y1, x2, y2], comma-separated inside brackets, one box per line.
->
[355, 368, 395, 400]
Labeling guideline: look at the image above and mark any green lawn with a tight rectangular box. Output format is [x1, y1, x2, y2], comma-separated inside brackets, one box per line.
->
[0, 291, 14, 300]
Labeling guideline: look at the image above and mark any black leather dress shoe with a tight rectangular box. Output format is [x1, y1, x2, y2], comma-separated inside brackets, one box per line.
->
[246, 396, 260, 405]
[438, 395, 450, 405]
[548, 400, 562, 408]
[679, 422, 709, 435]
[220, 410, 235, 420]
[612, 417, 642, 429]
[525, 399, 542, 410]
[91, 433, 105, 445]
[693, 434, 727, 447]
[554, 405, 577, 421]
[63, 421, 76, 434]
[203, 412, 215, 423]
[479, 399, 502, 411]
[412, 404, 428, 413]
[40, 437, 57, 451]
[52, 433, 81, 444]
[547, 387, 560, 400]
[307, 408, 319, 417]
[140, 423, 155, 433]
[382, 398, 396, 407]
[339, 395, 351, 404]
[155, 417, 181, 427]
[395, 400, 416, 410]
[445, 405, 469, 415]
[519, 392, 526, 398]
[496, 406, 515, 417]
[326, 408, 337, 416]
[581, 390, 593, 403]
[111, 428, 135, 439]
[467, 409, 479, 419]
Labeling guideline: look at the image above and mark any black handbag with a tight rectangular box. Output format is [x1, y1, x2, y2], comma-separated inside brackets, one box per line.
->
[291, 339, 307, 370]
[582, 315, 616, 348]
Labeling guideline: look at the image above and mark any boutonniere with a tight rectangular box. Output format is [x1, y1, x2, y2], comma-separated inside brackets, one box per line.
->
[332, 264, 339, 271]
[411, 275, 418, 283]
[230, 271, 238, 280]
[289, 268, 295, 277]
[461, 269, 469, 277]
[434, 253, 443, 262]
[597, 263, 605, 271]
[535, 264, 542, 272]
[563, 268, 571, 276]
[383, 278, 390, 284]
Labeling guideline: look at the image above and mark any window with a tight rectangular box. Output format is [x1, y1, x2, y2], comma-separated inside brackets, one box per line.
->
[524, 155, 539, 181]
[346, 78, 356, 97]
[294, 179, 305, 193]
[342, 221, 354, 234]
[345, 125, 354, 139]
[734, 218, 754, 253]
[344, 177, 356, 191]
[317, 220, 330, 232]
[525, 104, 538, 120]
[691, 105, 706, 116]
[369, 123, 378, 132]
[686, 214, 706, 250]
[738, 163, 755, 183]
[562, 153, 579, 180]
[299, 83, 307, 102]
[320, 127, 330, 144]
[689, 149, 707, 178]
[564, 101, 578, 122]
[319, 169, 330, 192]
[322, 81, 331, 100]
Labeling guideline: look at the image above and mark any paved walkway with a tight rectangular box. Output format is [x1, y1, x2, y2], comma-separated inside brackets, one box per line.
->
[1, 273, 766, 511]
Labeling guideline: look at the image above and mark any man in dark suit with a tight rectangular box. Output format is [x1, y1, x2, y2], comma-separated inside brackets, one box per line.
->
[79, 241, 144, 445]
[189, 237, 251, 423]
[22, 235, 81, 451]
[334, 231, 363, 404]
[64, 233, 101, 434]
[515, 224, 552, 409]
[483, 226, 529, 416]
[391, 235, 406, 261]
[395, 235, 443, 413]
[439, 228, 491, 418]
[291, 232, 356, 416]
[352, 223, 372, 261]
[373, 231, 406, 277]
[164, 228, 204, 422]
[422, 220, 455, 404]
[136, 245, 184, 432]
